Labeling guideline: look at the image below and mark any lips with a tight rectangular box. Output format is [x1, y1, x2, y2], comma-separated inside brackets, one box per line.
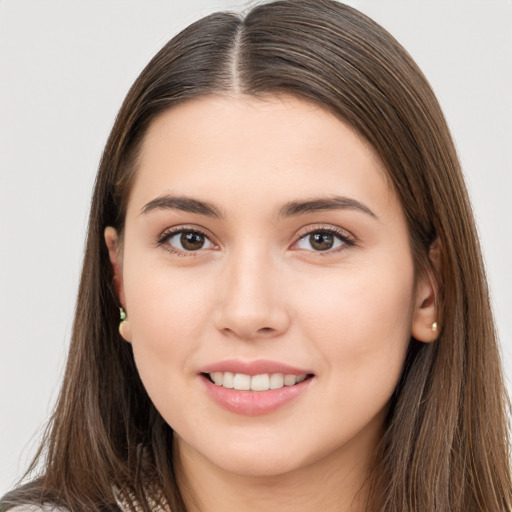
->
[199, 359, 314, 415]
[201, 359, 313, 377]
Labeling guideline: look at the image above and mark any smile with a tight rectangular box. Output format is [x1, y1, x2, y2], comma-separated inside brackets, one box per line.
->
[207, 372, 308, 391]
[200, 360, 315, 415]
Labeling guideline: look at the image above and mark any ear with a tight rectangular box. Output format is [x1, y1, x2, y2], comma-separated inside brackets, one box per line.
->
[104, 227, 132, 342]
[104, 227, 126, 306]
[411, 239, 441, 343]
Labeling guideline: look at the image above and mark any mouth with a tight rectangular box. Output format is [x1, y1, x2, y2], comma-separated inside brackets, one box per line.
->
[202, 371, 314, 391]
[199, 359, 315, 415]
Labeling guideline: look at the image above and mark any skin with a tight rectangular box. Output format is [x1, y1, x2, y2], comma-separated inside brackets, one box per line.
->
[105, 95, 437, 512]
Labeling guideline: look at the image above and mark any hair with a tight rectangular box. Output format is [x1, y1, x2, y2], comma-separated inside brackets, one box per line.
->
[2, 1, 511, 511]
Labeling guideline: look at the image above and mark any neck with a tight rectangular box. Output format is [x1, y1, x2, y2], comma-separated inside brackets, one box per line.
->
[173, 429, 381, 512]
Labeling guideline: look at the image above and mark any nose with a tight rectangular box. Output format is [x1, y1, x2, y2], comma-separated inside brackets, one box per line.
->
[214, 248, 291, 340]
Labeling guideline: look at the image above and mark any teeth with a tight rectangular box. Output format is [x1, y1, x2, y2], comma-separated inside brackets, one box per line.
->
[209, 372, 308, 391]
[269, 373, 284, 389]
[251, 374, 270, 391]
[233, 373, 251, 390]
[211, 372, 223, 385]
[223, 371, 234, 389]
[284, 374, 297, 386]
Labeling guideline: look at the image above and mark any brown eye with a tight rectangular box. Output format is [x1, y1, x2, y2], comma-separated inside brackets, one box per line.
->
[180, 232, 205, 251]
[162, 229, 215, 253]
[294, 229, 350, 252]
[309, 232, 334, 251]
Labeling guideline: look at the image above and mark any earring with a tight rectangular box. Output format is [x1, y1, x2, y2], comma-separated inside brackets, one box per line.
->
[431, 321, 438, 332]
[119, 307, 127, 336]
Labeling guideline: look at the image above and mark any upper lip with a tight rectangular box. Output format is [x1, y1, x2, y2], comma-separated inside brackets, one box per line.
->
[200, 359, 314, 376]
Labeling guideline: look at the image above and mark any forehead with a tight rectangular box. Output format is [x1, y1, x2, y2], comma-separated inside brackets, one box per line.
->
[128, 94, 396, 219]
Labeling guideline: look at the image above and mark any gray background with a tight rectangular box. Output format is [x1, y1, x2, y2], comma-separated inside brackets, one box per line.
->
[1, 0, 511, 495]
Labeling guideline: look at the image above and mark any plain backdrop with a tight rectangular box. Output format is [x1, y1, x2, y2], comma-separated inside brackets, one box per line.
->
[1, 0, 511, 496]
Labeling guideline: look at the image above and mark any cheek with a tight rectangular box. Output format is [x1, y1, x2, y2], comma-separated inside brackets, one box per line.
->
[125, 253, 213, 340]
[121, 257, 215, 406]
[297, 259, 415, 387]
[125, 281, 213, 430]
[288, 266, 414, 451]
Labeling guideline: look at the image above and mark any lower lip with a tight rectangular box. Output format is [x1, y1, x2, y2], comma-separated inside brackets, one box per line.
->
[201, 375, 313, 416]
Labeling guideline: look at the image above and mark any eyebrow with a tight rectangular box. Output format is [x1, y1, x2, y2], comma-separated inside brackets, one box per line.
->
[140, 194, 376, 220]
[140, 195, 224, 218]
[278, 196, 377, 219]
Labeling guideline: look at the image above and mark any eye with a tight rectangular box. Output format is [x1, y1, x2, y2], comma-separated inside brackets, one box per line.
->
[159, 229, 216, 253]
[293, 228, 353, 252]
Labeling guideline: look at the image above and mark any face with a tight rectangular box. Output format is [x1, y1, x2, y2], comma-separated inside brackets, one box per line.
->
[106, 95, 436, 480]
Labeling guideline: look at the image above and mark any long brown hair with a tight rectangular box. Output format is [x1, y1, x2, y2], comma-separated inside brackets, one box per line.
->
[3, 1, 511, 510]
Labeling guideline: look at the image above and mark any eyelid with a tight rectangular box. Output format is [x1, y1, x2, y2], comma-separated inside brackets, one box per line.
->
[155, 223, 356, 255]
[294, 223, 354, 241]
[157, 224, 218, 255]
[291, 224, 356, 252]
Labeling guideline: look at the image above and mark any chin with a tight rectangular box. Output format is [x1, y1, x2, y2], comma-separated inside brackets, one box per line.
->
[174, 428, 310, 479]
[210, 451, 307, 479]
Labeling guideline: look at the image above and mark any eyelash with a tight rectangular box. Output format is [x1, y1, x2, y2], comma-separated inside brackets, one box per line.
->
[157, 224, 355, 256]
[293, 225, 355, 255]
[157, 225, 216, 257]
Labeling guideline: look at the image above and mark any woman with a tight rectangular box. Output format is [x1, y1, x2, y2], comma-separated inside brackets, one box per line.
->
[2, 0, 511, 510]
